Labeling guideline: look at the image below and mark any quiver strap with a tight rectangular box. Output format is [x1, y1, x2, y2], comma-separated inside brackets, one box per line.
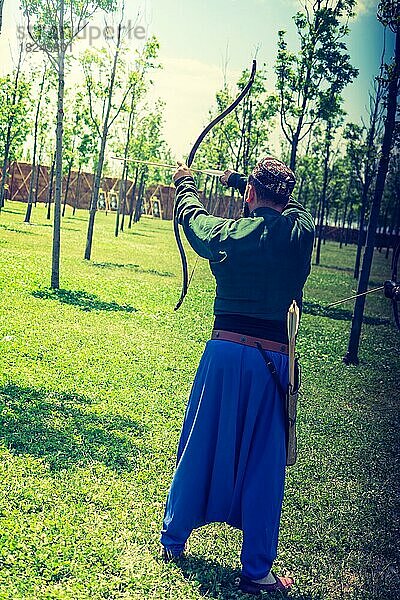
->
[256, 343, 300, 467]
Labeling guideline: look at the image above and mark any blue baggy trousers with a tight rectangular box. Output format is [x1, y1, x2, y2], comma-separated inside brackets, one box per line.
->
[161, 340, 288, 580]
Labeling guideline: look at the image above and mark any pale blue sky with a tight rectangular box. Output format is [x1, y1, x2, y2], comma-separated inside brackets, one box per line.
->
[0, 0, 393, 158]
[147, 0, 389, 130]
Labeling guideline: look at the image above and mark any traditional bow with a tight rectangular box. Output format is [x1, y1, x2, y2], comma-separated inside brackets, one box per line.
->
[173, 59, 257, 311]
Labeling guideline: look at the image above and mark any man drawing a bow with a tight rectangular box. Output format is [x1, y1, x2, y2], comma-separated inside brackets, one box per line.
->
[161, 156, 315, 595]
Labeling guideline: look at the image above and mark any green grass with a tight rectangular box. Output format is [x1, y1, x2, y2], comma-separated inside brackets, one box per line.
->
[0, 201, 398, 600]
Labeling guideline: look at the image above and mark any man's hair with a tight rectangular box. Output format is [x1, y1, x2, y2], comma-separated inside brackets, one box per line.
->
[248, 175, 289, 207]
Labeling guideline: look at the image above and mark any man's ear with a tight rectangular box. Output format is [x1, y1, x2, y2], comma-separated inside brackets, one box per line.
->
[245, 183, 256, 203]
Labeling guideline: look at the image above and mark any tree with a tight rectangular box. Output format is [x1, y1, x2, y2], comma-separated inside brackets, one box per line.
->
[21, 0, 116, 288]
[329, 154, 357, 235]
[275, 0, 357, 171]
[0, 44, 30, 210]
[382, 144, 400, 252]
[344, 80, 385, 278]
[115, 103, 171, 225]
[66, 88, 98, 214]
[82, 26, 158, 258]
[131, 101, 172, 223]
[315, 92, 346, 265]
[82, 25, 129, 258]
[25, 62, 49, 223]
[295, 128, 324, 215]
[61, 92, 86, 217]
[112, 39, 161, 236]
[344, 3, 399, 364]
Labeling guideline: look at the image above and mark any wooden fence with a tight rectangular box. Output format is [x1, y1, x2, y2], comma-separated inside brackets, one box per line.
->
[6, 161, 244, 220]
[8, 162, 396, 248]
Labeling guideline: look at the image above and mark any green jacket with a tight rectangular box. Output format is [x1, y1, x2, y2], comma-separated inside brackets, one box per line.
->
[175, 175, 315, 321]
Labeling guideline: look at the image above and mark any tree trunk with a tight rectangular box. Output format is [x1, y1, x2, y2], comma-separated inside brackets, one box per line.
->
[323, 205, 329, 245]
[133, 170, 146, 223]
[85, 134, 107, 258]
[62, 157, 73, 217]
[340, 183, 351, 249]
[346, 206, 354, 246]
[288, 71, 310, 171]
[119, 169, 128, 232]
[334, 204, 339, 228]
[51, 15, 65, 290]
[315, 120, 332, 265]
[119, 90, 136, 234]
[128, 166, 139, 228]
[34, 163, 41, 206]
[115, 165, 126, 237]
[384, 207, 391, 259]
[344, 27, 399, 365]
[73, 165, 82, 216]
[25, 166, 36, 224]
[9, 160, 16, 201]
[314, 196, 322, 248]
[46, 154, 56, 219]
[353, 187, 368, 279]
[35, 145, 44, 206]
[379, 205, 389, 251]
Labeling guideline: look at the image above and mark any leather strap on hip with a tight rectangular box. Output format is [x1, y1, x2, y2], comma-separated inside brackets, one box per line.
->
[211, 329, 288, 354]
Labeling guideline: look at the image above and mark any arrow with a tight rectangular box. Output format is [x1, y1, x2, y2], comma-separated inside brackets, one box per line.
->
[326, 286, 384, 308]
[111, 157, 224, 178]
[287, 300, 300, 394]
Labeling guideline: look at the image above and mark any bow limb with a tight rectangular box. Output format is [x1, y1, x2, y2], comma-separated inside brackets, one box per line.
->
[173, 201, 189, 311]
[174, 59, 257, 311]
[187, 60, 257, 169]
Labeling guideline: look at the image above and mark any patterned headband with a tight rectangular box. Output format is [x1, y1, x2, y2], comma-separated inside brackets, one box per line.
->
[251, 156, 296, 198]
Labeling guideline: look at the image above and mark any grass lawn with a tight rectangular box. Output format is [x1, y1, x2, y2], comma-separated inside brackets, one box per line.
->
[0, 201, 398, 600]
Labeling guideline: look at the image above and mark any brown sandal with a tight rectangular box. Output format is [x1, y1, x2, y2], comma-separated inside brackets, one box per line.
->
[238, 572, 294, 595]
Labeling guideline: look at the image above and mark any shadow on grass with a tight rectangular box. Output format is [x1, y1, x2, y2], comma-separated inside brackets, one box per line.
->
[124, 230, 152, 237]
[303, 300, 390, 326]
[1, 207, 22, 215]
[92, 262, 175, 278]
[0, 224, 39, 235]
[351, 376, 400, 599]
[176, 555, 319, 599]
[316, 263, 354, 273]
[0, 383, 146, 472]
[32, 288, 137, 313]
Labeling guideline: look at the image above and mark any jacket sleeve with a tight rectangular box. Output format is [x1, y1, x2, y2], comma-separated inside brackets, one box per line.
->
[282, 197, 315, 244]
[174, 176, 257, 261]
